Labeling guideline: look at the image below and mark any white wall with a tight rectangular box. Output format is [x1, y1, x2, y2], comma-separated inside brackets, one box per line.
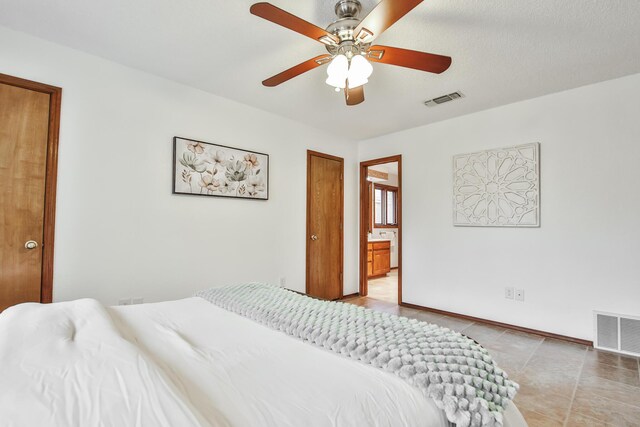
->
[359, 72, 640, 341]
[4, 23, 639, 341]
[0, 26, 359, 304]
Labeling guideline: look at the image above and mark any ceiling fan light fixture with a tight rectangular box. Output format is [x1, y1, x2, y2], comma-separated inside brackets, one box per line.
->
[346, 54, 373, 88]
[250, 0, 452, 105]
[325, 54, 349, 89]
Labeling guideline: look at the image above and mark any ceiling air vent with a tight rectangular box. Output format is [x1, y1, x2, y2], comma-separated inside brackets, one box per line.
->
[594, 310, 640, 357]
[424, 91, 464, 107]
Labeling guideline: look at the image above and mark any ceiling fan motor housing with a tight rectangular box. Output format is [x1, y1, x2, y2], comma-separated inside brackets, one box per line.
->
[326, 0, 369, 56]
[334, 0, 361, 18]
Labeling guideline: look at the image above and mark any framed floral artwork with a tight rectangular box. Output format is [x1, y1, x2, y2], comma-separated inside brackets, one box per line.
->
[173, 137, 269, 200]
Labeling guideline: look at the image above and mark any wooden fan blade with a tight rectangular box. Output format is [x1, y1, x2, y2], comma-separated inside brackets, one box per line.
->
[262, 54, 332, 87]
[250, 3, 339, 46]
[345, 85, 365, 106]
[353, 0, 423, 43]
[368, 45, 451, 74]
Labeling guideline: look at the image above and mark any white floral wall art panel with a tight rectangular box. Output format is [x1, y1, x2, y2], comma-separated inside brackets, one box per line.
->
[453, 143, 539, 227]
[173, 137, 269, 200]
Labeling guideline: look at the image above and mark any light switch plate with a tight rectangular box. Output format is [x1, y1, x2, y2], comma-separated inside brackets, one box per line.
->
[505, 287, 514, 299]
[515, 289, 525, 302]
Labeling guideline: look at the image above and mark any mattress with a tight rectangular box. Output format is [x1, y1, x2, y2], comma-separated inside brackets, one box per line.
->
[0, 297, 526, 426]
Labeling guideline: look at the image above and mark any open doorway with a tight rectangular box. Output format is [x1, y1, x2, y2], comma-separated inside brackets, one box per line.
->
[359, 156, 401, 304]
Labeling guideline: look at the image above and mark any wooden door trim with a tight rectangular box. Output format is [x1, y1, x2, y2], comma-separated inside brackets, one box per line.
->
[306, 150, 344, 298]
[0, 73, 62, 304]
[359, 155, 402, 304]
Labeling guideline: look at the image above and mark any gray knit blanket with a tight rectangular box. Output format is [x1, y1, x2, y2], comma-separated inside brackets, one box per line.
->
[196, 284, 518, 427]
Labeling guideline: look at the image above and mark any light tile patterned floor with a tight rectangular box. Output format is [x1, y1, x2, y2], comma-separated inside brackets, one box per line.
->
[367, 269, 398, 303]
[341, 293, 640, 427]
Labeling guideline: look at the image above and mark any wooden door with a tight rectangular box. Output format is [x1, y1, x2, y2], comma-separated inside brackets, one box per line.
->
[0, 75, 61, 312]
[367, 181, 373, 237]
[306, 151, 343, 300]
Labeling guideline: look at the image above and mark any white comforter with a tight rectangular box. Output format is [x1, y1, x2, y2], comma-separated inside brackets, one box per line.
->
[0, 298, 526, 427]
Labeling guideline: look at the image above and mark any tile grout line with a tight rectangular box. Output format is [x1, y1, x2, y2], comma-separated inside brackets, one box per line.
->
[562, 348, 588, 426]
[588, 371, 640, 391]
[488, 329, 508, 350]
[520, 336, 545, 371]
[494, 329, 508, 340]
[564, 391, 640, 426]
[459, 322, 476, 333]
[509, 337, 546, 425]
[460, 323, 508, 341]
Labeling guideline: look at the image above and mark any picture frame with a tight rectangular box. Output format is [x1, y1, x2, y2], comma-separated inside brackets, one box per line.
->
[453, 142, 540, 227]
[172, 136, 269, 200]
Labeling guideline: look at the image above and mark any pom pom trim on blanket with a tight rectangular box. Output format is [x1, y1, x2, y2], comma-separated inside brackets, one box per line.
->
[197, 284, 519, 427]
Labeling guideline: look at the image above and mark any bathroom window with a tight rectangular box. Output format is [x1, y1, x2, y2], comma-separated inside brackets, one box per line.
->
[374, 184, 398, 227]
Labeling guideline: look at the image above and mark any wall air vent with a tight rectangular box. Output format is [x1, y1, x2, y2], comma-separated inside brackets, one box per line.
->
[424, 91, 464, 107]
[594, 310, 640, 357]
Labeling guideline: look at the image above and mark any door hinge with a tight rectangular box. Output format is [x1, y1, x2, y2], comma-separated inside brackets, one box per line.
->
[340, 272, 343, 281]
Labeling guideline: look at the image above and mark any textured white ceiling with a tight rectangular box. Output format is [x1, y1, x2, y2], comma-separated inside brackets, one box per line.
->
[1, 0, 639, 140]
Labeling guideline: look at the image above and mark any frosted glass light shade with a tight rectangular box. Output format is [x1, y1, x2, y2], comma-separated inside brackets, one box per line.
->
[347, 55, 373, 88]
[325, 54, 349, 89]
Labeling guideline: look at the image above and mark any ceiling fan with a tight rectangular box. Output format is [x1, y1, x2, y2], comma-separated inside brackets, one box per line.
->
[250, 0, 452, 106]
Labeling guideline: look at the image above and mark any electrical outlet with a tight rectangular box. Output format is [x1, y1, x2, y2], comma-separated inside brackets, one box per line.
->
[279, 277, 286, 287]
[118, 298, 132, 306]
[132, 297, 144, 305]
[505, 287, 514, 299]
[515, 289, 525, 302]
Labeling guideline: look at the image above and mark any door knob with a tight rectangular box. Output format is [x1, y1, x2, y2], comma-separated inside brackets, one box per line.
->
[24, 240, 39, 250]
[310, 234, 318, 241]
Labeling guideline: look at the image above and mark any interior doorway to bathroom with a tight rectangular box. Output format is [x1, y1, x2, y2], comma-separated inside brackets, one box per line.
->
[359, 155, 401, 304]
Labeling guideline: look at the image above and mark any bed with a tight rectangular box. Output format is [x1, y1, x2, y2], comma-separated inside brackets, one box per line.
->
[0, 291, 527, 427]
